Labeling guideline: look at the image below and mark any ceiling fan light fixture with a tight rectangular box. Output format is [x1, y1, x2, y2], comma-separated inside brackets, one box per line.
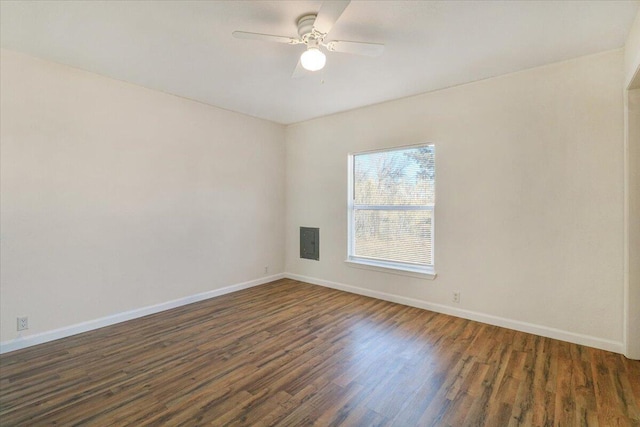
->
[300, 47, 326, 71]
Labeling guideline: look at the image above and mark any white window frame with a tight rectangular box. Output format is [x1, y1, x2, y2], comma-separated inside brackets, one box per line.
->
[346, 144, 436, 279]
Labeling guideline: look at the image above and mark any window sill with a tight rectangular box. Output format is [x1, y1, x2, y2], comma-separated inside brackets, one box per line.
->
[345, 258, 437, 280]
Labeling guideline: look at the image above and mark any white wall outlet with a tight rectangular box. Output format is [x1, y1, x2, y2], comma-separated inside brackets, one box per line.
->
[17, 316, 28, 331]
[452, 291, 461, 304]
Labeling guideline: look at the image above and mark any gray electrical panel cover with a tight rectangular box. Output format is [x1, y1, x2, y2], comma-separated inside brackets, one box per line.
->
[300, 227, 319, 260]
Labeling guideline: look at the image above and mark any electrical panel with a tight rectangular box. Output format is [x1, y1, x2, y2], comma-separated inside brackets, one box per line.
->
[300, 227, 319, 260]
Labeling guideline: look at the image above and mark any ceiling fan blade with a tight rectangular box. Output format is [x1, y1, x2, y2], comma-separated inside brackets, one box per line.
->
[232, 31, 301, 45]
[291, 59, 307, 79]
[325, 40, 384, 57]
[313, 0, 350, 35]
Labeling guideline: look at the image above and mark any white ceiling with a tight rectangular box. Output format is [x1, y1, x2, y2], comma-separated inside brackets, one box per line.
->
[1, 1, 638, 124]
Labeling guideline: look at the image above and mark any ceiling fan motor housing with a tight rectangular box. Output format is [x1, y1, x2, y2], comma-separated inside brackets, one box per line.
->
[298, 14, 319, 41]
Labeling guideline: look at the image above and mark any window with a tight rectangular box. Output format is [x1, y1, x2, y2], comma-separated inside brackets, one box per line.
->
[347, 145, 435, 276]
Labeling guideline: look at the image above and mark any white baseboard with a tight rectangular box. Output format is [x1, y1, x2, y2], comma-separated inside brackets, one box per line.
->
[2, 272, 623, 355]
[0, 273, 285, 354]
[285, 273, 624, 354]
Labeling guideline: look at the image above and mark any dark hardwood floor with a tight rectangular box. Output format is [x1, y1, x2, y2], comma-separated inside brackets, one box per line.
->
[1, 278, 638, 426]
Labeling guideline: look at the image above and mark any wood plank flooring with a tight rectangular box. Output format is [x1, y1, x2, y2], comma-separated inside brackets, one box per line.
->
[1, 278, 639, 426]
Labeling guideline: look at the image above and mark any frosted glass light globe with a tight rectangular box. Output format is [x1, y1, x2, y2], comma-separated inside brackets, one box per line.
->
[300, 47, 326, 71]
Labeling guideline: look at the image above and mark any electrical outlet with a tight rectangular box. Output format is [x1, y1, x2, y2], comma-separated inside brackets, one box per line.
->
[17, 317, 28, 331]
[452, 291, 460, 304]
[264, 266, 269, 274]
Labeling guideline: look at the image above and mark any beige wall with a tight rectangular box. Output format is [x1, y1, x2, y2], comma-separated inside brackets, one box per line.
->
[625, 11, 640, 89]
[0, 49, 286, 343]
[285, 50, 625, 350]
[627, 89, 640, 359]
[624, 8, 640, 359]
[0, 46, 630, 354]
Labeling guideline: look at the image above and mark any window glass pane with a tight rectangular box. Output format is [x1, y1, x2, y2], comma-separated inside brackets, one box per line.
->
[354, 146, 435, 206]
[354, 209, 433, 265]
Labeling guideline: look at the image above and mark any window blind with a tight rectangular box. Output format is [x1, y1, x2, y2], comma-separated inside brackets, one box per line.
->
[352, 145, 435, 267]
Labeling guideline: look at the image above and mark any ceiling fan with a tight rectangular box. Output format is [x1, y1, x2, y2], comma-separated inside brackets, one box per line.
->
[232, 0, 384, 77]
